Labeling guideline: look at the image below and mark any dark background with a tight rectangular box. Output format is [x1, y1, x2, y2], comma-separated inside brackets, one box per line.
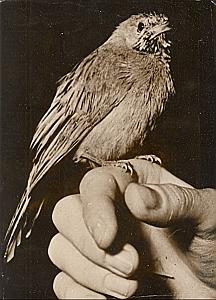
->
[1, 0, 216, 299]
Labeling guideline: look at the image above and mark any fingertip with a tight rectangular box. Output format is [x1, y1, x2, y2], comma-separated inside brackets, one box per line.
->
[48, 233, 62, 267]
[125, 183, 159, 220]
[126, 183, 209, 228]
[83, 204, 118, 249]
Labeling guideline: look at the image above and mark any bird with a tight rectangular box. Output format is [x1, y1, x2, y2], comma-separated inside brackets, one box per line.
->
[4, 12, 175, 262]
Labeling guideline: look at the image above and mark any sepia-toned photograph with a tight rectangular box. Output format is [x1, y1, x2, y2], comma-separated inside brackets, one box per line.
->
[1, 0, 216, 299]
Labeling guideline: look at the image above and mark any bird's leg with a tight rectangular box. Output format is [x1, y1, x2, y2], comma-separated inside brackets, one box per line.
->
[79, 152, 104, 167]
[135, 154, 162, 165]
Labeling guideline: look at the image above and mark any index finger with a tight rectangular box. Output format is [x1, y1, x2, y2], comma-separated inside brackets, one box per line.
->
[79, 166, 136, 249]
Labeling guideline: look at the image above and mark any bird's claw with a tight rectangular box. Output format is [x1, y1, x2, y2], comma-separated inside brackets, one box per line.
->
[135, 154, 162, 165]
[103, 160, 134, 176]
[80, 153, 135, 175]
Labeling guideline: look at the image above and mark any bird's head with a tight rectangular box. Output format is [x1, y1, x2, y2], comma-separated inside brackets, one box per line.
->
[112, 13, 172, 59]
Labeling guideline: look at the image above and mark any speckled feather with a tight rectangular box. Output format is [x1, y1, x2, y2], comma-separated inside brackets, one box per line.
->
[4, 13, 175, 261]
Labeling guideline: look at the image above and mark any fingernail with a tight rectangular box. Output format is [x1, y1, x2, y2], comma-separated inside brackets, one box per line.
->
[84, 294, 106, 299]
[105, 273, 130, 298]
[106, 249, 134, 275]
[136, 184, 160, 210]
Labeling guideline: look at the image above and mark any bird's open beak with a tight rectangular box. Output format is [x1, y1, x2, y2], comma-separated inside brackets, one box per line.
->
[149, 23, 171, 40]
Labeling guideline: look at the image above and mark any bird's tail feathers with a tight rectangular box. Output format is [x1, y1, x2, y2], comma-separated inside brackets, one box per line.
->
[4, 115, 92, 262]
[4, 183, 44, 262]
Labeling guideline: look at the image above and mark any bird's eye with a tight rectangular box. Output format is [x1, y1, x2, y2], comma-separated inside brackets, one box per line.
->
[137, 22, 144, 33]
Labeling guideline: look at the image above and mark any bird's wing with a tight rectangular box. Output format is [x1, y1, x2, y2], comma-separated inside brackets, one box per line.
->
[4, 46, 134, 260]
[30, 47, 132, 188]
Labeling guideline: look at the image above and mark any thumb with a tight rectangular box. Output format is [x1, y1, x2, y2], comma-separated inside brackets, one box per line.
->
[125, 183, 215, 230]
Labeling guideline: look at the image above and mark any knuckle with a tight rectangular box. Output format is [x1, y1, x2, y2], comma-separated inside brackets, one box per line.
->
[54, 272, 100, 299]
[53, 272, 74, 299]
[164, 185, 198, 218]
[54, 272, 73, 299]
[53, 272, 63, 298]
[178, 187, 196, 213]
[48, 233, 62, 263]
[52, 195, 79, 226]
[79, 169, 98, 193]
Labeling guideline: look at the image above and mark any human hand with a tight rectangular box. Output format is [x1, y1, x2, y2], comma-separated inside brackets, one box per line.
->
[48, 159, 216, 299]
[48, 162, 141, 299]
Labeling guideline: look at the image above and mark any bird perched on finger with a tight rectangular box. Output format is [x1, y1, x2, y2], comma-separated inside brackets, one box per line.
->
[4, 12, 175, 261]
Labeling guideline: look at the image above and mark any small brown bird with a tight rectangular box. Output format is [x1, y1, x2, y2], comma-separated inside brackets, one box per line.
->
[4, 12, 175, 261]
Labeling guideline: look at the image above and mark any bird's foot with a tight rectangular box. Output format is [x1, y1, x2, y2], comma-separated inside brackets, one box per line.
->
[79, 153, 134, 176]
[135, 154, 162, 165]
[102, 160, 134, 176]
